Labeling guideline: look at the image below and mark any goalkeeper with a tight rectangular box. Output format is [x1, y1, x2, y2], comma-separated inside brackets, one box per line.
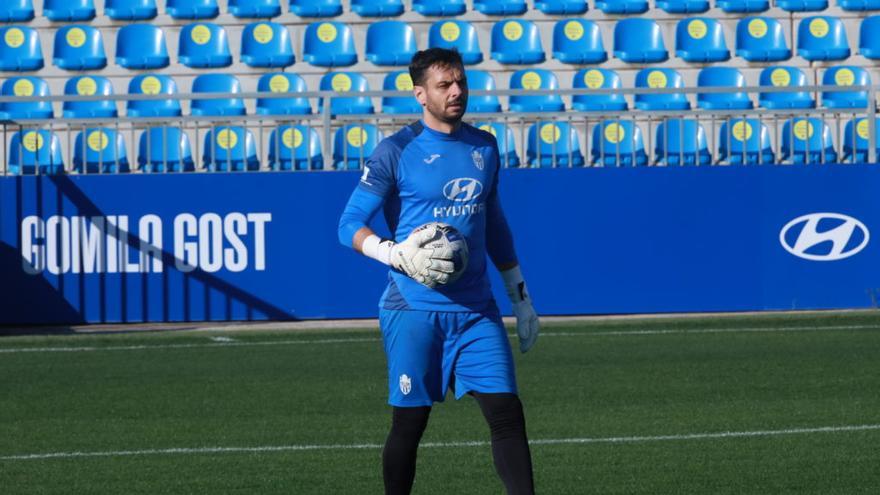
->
[337, 48, 539, 495]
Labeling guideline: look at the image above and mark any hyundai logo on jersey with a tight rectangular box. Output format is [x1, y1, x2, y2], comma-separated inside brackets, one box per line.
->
[779, 213, 869, 261]
[443, 178, 483, 202]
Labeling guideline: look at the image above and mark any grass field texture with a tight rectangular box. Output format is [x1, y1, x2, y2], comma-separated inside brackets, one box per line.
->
[2, 312, 879, 494]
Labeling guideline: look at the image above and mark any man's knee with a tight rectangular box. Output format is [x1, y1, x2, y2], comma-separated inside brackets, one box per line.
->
[389, 406, 432, 437]
[472, 392, 526, 440]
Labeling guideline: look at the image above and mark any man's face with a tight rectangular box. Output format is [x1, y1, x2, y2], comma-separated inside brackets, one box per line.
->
[414, 64, 468, 125]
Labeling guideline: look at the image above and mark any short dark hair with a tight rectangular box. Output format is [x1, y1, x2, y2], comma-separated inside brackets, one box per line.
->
[409, 48, 464, 86]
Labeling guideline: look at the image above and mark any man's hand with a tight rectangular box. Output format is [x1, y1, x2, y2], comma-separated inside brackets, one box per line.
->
[501, 266, 540, 353]
[389, 225, 455, 287]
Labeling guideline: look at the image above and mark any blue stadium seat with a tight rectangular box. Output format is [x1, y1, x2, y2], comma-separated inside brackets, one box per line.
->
[572, 69, 627, 111]
[191, 74, 246, 117]
[596, 0, 649, 14]
[716, 0, 769, 11]
[614, 19, 668, 63]
[268, 125, 323, 171]
[840, 0, 880, 9]
[53, 25, 106, 71]
[334, 124, 383, 170]
[63, 76, 117, 118]
[428, 21, 483, 65]
[0, 26, 44, 71]
[656, 0, 709, 13]
[591, 120, 648, 167]
[552, 19, 606, 65]
[414, 0, 466, 15]
[105, 0, 157, 20]
[241, 22, 294, 68]
[73, 128, 130, 174]
[318, 72, 374, 116]
[465, 70, 502, 113]
[781, 118, 837, 164]
[138, 127, 195, 172]
[858, 16, 880, 59]
[289, 0, 343, 16]
[367, 21, 417, 66]
[127, 74, 182, 117]
[509, 69, 565, 113]
[777, 0, 827, 11]
[758, 66, 815, 109]
[228, 0, 281, 17]
[797, 17, 850, 62]
[0, 0, 34, 21]
[736, 17, 790, 62]
[8, 131, 64, 175]
[717, 118, 774, 165]
[474, 0, 528, 15]
[535, 0, 588, 14]
[475, 122, 520, 167]
[203, 127, 259, 172]
[634, 69, 690, 111]
[43, 0, 96, 21]
[696, 67, 753, 110]
[842, 118, 880, 163]
[165, 0, 219, 19]
[116, 24, 169, 69]
[655, 119, 711, 166]
[676, 18, 729, 62]
[303, 22, 357, 67]
[351, 0, 404, 16]
[179, 23, 232, 68]
[256, 73, 311, 115]
[1, 77, 53, 119]
[822, 66, 870, 109]
[526, 122, 585, 167]
[382, 71, 421, 114]
[490, 20, 545, 64]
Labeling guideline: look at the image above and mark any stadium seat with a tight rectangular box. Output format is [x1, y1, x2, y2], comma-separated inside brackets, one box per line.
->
[526, 122, 584, 167]
[614, 19, 668, 63]
[634, 69, 690, 111]
[165, 0, 219, 19]
[104, 0, 157, 20]
[821, 66, 871, 109]
[552, 19, 607, 65]
[781, 118, 837, 164]
[116, 24, 169, 69]
[591, 120, 648, 167]
[655, 119, 711, 166]
[53, 25, 106, 71]
[318, 72, 374, 116]
[535, 0, 588, 14]
[0, 0, 34, 21]
[596, 0, 649, 14]
[465, 70, 502, 113]
[858, 16, 880, 59]
[382, 71, 421, 114]
[138, 127, 195, 172]
[656, 0, 709, 13]
[8, 131, 64, 175]
[490, 20, 545, 64]
[289, 0, 343, 17]
[414, 0, 466, 15]
[1, 77, 53, 119]
[351, 0, 404, 16]
[0, 26, 43, 71]
[366, 21, 417, 66]
[63, 76, 117, 118]
[191, 74, 246, 117]
[797, 17, 850, 62]
[303, 22, 357, 67]
[474, 0, 528, 15]
[696, 67, 753, 110]
[256, 73, 311, 115]
[842, 118, 880, 163]
[736, 17, 791, 62]
[572, 69, 627, 112]
[777, 0, 827, 11]
[840, 0, 880, 9]
[716, 0, 769, 11]
[179, 23, 232, 68]
[228, 0, 281, 17]
[240, 22, 294, 68]
[73, 128, 130, 174]
[428, 21, 483, 65]
[509, 70, 565, 113]
[43, 0, 96, 21]
[475, 122, 520, 167]
[268, 125, 323, 171]
[717, 118, 774, 165]
[334, 124, 383, 170]
[758, 66, 815, 109]
[203, 127, 259, 172]
[127, 74, 182, 117]
[676, 18, 730, 62]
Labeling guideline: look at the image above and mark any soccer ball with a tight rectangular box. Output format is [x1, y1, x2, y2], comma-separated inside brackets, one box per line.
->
[414, 222, 469, 285]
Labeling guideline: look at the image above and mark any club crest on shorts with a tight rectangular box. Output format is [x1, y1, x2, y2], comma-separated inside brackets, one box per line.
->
[399, 374, 412, 395]
[471, 150, 484, 170]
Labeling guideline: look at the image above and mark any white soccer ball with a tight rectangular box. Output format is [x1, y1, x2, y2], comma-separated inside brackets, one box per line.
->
[413, 222, 469, 285]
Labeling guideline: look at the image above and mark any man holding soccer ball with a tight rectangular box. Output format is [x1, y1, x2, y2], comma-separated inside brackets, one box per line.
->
[338, 48, 539, 495]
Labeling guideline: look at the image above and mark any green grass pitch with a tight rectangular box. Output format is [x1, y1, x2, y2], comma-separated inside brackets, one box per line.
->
[2, 311, 880, 494]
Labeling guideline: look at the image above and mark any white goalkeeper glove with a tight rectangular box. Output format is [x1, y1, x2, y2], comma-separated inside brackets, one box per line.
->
[502, 266, 539, 353]
[362, 226, 454, 287]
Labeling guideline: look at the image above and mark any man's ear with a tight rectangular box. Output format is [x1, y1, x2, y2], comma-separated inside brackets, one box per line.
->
[413, 85, 427, 107]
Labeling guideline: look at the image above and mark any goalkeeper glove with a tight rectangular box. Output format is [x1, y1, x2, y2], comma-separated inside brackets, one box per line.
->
[501, 266, 539, 353]
[362, 226, 454, 287]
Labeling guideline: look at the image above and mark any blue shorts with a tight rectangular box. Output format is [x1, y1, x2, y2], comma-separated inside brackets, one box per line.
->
[379, 308, 517, 407]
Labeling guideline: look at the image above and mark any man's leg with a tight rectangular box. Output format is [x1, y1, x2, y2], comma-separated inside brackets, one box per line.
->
[383, 405, 432, 495]
[472, 392, 535, 495]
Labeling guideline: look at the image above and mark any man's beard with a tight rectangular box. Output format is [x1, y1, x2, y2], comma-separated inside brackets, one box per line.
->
[427, 98, 467, 124]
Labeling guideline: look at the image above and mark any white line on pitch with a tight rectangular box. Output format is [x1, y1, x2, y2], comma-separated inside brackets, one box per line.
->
[2, 424, 878, 462]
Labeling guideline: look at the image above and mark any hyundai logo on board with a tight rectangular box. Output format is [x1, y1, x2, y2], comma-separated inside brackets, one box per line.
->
[779, 213, 869, 261]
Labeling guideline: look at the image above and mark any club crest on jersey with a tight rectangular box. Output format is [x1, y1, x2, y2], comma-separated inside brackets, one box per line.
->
[471, 150, 484, 170]
[399, 374, 412, 395]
